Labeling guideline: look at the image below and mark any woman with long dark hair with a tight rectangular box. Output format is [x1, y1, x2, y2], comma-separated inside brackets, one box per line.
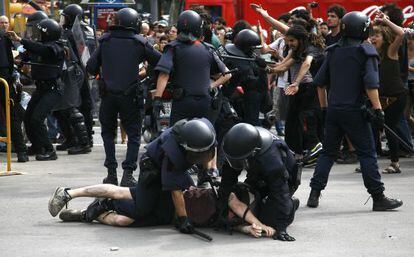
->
[370, 12, 406, 173]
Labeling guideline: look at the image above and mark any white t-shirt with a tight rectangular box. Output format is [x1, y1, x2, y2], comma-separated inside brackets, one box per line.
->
[269, 37, 288, 88]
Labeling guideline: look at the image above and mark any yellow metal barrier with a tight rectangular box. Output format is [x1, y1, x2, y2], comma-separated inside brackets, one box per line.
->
[0, 78, 22, 176]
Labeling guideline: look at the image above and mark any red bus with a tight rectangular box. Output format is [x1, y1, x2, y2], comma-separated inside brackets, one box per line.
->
[185, 0, 414, 27]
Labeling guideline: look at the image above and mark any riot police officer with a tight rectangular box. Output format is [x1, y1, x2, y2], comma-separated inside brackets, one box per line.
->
[55, 4, 95, 154]
[8, 19, 65, 161]
[221, 29, 268, 125]
[306, 12, 403, 211]
[87, 8, 161, 187]
[219, 123, 300, 241]
[153, 10, 231, 125]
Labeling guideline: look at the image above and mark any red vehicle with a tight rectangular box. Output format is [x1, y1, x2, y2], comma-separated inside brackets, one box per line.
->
[185, 0, 414, 27]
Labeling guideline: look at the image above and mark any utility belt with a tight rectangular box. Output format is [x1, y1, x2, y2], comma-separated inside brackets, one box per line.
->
[379, 96, 397, 110]
[171, 87, 209, 101]
[138, 155, 161, 187]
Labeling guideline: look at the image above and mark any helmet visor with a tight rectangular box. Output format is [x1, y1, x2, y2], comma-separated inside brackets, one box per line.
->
[24, 25, 41, 40]
[225, 157, 249, 170]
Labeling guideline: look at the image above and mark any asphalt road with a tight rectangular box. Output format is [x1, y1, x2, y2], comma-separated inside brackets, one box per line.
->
[0, 135, 413, 257]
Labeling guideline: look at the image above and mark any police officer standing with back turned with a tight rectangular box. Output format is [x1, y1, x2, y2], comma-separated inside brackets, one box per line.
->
[153, 10, 231, 125]
[7, 19, 65, 161]
[306, 12, 403, 211]
[87, 8, 161, 187]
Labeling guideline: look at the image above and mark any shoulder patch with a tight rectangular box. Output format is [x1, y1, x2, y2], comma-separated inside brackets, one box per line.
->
[359, 43, 379, 58]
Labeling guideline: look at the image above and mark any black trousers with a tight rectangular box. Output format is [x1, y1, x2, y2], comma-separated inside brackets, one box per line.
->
[384, 94, 407, 162]
[24, 85, 61, 153]
[285, 83, 319, 154]
[170, 95, 211, 126]
[99, 93, 142, 171]
[79, 79, 94, 141]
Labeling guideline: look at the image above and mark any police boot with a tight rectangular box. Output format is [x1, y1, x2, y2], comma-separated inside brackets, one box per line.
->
[67, 144, 91, 155]
[17, 152, 29, 162]
[307, 189, 321, 208]
[120, 169, 137, 187]
[84, 198, 113, 222]
[59, 209, 87, 222]
[372, 193, 403, 211]
[35, 149, 58, 161]
[56, 140, 74, 151]
[103, 168, 118, 186]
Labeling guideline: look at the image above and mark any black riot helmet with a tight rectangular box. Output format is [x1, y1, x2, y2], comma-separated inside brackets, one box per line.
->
[25, 11, 48, 40]
[61, 4, 84, 28]
[177, 10, 203, 42]
[234, 29, 262, 55]
[114, 8, 141, 32]
[341, 11, 370, 40]
[37, 19, 62, 42]
[222, 123, 260, 169]
[173, 119, 216, 164]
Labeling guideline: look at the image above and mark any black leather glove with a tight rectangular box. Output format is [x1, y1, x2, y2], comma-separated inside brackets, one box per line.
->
[255, 56, 267, 68]
[152, 96, 164, 118]
[175, 216, 194, 234]
[370, 108, 385, 126]
[273, 230, 295, 241]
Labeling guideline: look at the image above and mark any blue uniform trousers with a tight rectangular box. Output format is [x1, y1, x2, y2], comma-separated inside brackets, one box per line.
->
[99, 93, 142, 171]
[310, 108, 384, 195]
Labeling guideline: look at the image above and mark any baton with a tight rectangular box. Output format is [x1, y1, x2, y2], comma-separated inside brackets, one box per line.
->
[192, 229, 213, 242]
[382, 123, 414, 154]
[221, 68, 239, 76]
[220, 54, 276, 65]
[21, 61, 61, 69]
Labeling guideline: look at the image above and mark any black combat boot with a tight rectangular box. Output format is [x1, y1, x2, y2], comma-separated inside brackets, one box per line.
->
[120, 169, 137, 187]
[17, 152, 29, 162]
[67, 144, 91, 155]
[35, 149, 58, 161]
[84, 198, 113, 222]
[56, 140, 74, 151]
[103, 168, 118, 185]
[372, 193, 403, 211]
[307, 188, 321, 208]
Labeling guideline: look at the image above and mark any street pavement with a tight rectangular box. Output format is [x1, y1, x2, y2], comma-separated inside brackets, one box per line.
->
[0, 130, 413, 257]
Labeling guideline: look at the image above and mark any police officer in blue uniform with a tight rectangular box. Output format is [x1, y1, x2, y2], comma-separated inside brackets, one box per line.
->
[153, 10, 231, 125]
[306, 12, 403, 211]
[219, 123, 301, 241]
[87, 8, 161, 187]
[221, 29, 268, 125]
[8, 19, 65, 161]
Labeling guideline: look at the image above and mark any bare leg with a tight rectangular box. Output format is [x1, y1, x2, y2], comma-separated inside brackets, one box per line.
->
[97, 211, 135, 226]
[66, 184, 132, 200]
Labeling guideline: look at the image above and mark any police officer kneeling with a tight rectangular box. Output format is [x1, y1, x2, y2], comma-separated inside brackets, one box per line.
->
[219, 123, 300, 241]
[8, 19, 64, 161]
[87, 8, 161, 187]
[306, 12, 403, 211]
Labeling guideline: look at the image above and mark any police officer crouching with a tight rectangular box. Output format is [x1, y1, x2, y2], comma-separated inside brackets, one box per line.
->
[86, 8, 161, 187]
[8, 19, 65, 161]
[219, 123, 300, 241]
[153, 10, 231, 125]
[307, 12, 403, 211]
